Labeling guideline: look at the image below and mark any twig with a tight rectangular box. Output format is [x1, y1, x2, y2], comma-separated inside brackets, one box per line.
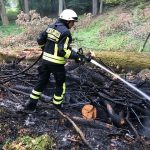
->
[140, 32, 150, 52]
[130, 107, 149, 130]
[0, 84, 21, 102]
[55, 108, 95, 150]
[125, 109, 139, 139]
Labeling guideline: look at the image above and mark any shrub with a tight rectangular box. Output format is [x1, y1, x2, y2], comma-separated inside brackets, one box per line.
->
[110, 13, 132, 32]
[0, 10, 54, 48]
[129, 24, 150, 40]
[74, 13, 93, 30]
[0, 10, 93, 49]
[99, 9, 133, 36]
[104, 0, 126, 5]
[3, 134, 55, 150]
[6, 8, 19, 21]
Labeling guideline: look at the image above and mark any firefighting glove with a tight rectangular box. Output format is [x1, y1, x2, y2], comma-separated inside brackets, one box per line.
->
[77, 48, 91, 62]
[75, 57, 80, 63]
[77, 54, 91, 63]
[75, 55, 85, 64]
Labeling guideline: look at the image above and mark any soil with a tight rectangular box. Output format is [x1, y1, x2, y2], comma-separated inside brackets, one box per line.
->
[0, 99, 149, 150]
[0, 49, 150, 150]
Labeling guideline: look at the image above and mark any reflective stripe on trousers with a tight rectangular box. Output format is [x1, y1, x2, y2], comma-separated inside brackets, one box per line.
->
[53, 82, 66, 105]
[30, 89, 42, 100]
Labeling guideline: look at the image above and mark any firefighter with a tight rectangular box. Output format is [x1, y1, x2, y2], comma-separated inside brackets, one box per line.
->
[23, 9, 82, 111]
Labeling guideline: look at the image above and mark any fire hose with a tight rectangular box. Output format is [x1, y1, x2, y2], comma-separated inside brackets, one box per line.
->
[0, 36, 68, 84]
[1, 46, 150, 126]
[75, 48, 150, 126]
[75, 48, 150, 103]
[1, 47, 150, 102]
[0, 52, 43, 84]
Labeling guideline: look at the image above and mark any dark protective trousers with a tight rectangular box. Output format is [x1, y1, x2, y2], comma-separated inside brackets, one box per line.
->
[30, 61, 66, 104]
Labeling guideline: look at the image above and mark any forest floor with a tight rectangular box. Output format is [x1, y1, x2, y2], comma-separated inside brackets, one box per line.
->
[1, 2, 150, 149]
[0, 49, 150, 150]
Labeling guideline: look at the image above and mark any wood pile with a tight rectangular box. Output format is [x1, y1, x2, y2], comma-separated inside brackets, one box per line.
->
[0, 58, 150, 149]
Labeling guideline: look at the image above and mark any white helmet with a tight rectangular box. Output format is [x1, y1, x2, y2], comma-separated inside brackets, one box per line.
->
[59, 9, 78, 22]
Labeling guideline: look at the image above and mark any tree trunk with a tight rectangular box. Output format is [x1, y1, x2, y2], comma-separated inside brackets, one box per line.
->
[99, 0, 103, 14]
[0, 0, 9, 25]
[24, 0, 29, 14]
[92, 0, 98, 16]
[1, 50, 150, 72]
[63, 0, 66, 9]
[58, 0, 63, 15]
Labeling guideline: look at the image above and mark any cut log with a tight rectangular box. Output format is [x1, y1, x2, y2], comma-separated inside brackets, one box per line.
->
[81, 104, 97, 120]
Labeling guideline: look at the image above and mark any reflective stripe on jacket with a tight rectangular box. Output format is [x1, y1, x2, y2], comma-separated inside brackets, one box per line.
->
[37, 20, 76, 64]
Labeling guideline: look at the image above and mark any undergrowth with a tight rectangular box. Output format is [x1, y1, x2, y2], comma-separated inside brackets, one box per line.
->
[3, 134, 55, 150]
[73, 4, 150, 52]
[0, 23, 23, 37]
[0, 2, 150, 52]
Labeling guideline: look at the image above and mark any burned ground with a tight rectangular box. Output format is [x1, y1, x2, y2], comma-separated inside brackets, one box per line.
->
[0, 58, 150, 150]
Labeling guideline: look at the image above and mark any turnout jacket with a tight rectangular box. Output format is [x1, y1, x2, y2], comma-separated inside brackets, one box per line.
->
[37, 20, 79, 64]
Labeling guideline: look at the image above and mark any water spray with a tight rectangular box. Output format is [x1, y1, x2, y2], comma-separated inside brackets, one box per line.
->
[90, 59, 150, 102]
[71, 47, 150, 102]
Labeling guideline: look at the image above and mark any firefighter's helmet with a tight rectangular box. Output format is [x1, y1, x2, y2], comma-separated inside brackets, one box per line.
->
[59, 9, 78, 22]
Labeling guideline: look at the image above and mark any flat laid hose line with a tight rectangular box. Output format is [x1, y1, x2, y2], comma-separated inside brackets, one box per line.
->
[0, 52, 43, 84]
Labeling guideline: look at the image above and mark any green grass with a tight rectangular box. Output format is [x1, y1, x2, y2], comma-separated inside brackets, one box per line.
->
[98, 33, 128, 50]
[73, 10, 150, 52]
[0, 6, 22, 37]
[73, 17, 104, 50]
[0, 23, 23, 37]
[74, 27, 149, 51]
[3, 134, 55, 150]
[73, 17, 131, 51]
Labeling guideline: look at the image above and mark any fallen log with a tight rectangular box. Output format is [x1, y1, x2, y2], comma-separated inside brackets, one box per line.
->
[72, 116, 118, 131]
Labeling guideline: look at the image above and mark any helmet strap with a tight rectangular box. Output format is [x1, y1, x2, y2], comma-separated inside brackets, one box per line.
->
[59, 18, 69, 29]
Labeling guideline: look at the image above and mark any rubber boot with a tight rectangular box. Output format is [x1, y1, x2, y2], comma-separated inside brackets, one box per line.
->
[23, 99, 38, 112]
